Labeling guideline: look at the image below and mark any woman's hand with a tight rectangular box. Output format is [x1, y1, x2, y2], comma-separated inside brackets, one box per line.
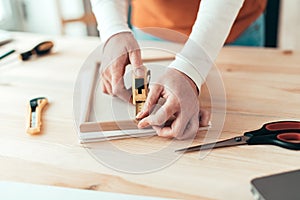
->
[136, 68, 210, 140]
[100, 32, 144, 102]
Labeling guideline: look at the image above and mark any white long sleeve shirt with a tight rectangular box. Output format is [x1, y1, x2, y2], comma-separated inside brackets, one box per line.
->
[91, 0, 244, 88]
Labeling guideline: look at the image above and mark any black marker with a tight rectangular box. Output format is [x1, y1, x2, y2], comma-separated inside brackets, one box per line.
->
[0, 49, 15, 60]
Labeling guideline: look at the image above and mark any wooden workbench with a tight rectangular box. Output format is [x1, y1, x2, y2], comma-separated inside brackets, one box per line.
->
[0, 32, 299, 200]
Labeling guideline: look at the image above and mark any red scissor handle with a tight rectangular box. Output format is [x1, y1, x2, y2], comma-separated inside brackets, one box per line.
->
[266, 121, 300, 131]
[245, 121, 300, 150]
[245, 121, 300, 137]
[277, 133, 300, 143]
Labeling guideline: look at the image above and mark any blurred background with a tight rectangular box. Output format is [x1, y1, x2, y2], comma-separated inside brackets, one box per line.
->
[0, 0, 299, 49]
[0, 0, 98, 36]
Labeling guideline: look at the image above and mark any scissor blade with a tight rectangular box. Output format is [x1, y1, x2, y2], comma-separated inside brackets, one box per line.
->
[175, 136, 249, 153]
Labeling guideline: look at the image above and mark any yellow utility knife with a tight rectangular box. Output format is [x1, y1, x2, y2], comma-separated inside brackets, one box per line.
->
[27, 97, 48, 135]
[132, 66, 150, 116]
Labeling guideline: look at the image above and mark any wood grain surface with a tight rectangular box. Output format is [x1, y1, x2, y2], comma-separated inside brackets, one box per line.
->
[0, 33, 299, 200]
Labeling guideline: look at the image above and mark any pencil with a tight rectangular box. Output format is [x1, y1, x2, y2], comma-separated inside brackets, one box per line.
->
[0, 49, 15, 60]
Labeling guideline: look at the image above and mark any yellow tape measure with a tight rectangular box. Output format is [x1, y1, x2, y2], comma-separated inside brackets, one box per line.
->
[132, 65, 150, 116]
[27, 97, 48, 135]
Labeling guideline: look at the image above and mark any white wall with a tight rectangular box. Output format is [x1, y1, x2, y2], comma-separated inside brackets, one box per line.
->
[23, 0, 61, 35]
[0, 0, 88, 36]
[24, 0, 87, 36]
[278, 0, 300, 50]
[2, 0, 300, 45]
[0, 0, 25, 31]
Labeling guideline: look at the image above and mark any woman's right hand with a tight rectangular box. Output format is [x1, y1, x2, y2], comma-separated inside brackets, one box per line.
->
[100, 32, 144, 102]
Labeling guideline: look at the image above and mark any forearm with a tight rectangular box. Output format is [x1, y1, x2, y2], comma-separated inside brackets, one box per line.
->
[169, 0, 245, 88]
[191, 0, 245, 61]
[91, 0, 131, 42]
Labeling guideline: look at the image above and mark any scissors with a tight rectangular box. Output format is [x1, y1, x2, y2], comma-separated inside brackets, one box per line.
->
[176, 121, 300, 153]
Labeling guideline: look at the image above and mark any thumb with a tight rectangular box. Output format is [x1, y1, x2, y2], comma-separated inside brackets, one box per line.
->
[136, 83, 163, 120]
[129, 49, 143, 67]
[129, 49, 145, 78]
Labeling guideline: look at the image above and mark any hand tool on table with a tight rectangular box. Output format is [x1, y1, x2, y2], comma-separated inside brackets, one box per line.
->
[132, 65, 150, 116]
[20, 41, 54, 61]
[0, 41, 54, 66]
[27, 97, 48, 135]
[176, 121, 300, 153]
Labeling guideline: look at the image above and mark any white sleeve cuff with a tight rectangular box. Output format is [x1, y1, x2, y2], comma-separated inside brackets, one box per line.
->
[168, 38, 213, 89]
[168, 58, 205, 90]
[169, 0, 244, 90]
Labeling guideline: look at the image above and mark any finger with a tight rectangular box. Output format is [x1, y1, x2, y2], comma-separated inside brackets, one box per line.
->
[152, 125, 161, 133]
[176, 113, 199, 140]
[125, 86, 134, 104]
[101, 78, 112, 94]
[101, 81, 108, 94]
[102, 68, 112, 80]
[129, 49, 145, 100]
[154, 114, 189, 139]
[110, 62, 129, 101]
[153, 126, 174, 139]
[133, 65, 146, 79]
[199, 109, 210, 127]
[108, 55, 131, 101]
[111, 74, 132, 102]
[138, 98, 178, 128]
[136, 84, 163, 119]
[155, 113, 198, 140]
[100, 67, 112, 93]
[100, 58, 114, 73]
[129, 49, 142, 67]
[137, 116, 150, 129]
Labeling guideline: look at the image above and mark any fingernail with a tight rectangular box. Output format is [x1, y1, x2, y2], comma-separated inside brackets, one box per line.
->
[136, 111, 143, 119]
[138, 120, 149, 128]
[134, 66, 145, 77]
